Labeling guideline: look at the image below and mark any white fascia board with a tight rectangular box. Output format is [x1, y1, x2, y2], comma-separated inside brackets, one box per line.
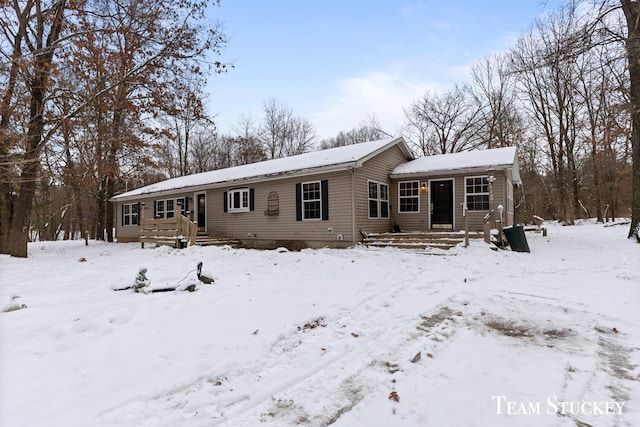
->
[110, 162, 358, 203]
[390, 164, 513, 180]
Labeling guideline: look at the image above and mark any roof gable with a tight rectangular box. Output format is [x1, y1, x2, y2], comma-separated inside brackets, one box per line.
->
[112, 137, 411, 201]
[390, 147, 521, 184]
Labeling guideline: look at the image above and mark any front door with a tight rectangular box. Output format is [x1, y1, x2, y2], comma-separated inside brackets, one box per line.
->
[196, 193, 206, 233]
[430, 179, 454, 230]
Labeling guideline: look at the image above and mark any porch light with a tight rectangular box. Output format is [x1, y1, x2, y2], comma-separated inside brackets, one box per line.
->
[420, 182, 428, 192]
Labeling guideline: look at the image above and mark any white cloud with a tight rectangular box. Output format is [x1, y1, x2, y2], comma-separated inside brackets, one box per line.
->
[309, 68, 453, 140]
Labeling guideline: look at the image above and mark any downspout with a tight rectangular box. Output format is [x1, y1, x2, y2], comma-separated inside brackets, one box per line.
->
[351, 167, 357, 245]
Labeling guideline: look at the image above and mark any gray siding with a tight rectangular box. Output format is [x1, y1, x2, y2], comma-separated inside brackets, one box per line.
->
[206, 170, 356, 246]
[353, 144, 409, 235]
[390, 170, 511, 232]
[113, 143, 518, 245]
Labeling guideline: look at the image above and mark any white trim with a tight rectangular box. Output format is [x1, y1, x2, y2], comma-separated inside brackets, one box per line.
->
[154, 199, 165, 219]
[428, 178, 455, 230]
[507, 178, 514, 216]
[397, 180, 420, 214]
[464, 175, 490, 212]
[301, 180, 322, 221]
[109, 137, 413, 202]
[367, 180, 389, 219]
[227, 187, 250, 213]
[380, 182, 389, 219]
[122, 203, 139, 226]
[153, 198, 178, 219]
[166, 199, 175, 218]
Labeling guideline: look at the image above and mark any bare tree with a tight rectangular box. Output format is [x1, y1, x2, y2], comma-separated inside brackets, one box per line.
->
[469, 54, 525, 149]
[159, 77, 213, 178]
[259, 98, 316, 158]
[0, 0, 67, 257]
[509, 5, 587, 223]
[0, 0, 230, 254]
[402, 105, 432, 156]
[320, 125, 387, 149]
[282, 116, 316, 156]
[620, 0, 640, 240]
[407, 85, 483, 154]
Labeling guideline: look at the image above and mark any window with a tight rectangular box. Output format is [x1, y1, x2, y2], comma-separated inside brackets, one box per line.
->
[303, 181, 321, 220]
[154, 198, 179, 219]
[155, 200, 165, 219]
[368, 181, 378, 218]
[398, 181, 419, 212]
[227, 188, 250, 212]
[122, 203, 139, 226]
[368, 181, 389, 219]
[165, 199, 175, 218]
[176, 197, 188, 215]
[380, 183, 389, 218]
[466, 176, 490, 211]
[296, 180, 328, 221]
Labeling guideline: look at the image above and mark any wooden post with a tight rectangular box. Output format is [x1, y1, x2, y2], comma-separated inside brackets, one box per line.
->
[189, 220, 196, 246]
[463, 203, 469, 248]
[177, 203, 183, 248]
[483, 212, 491, 244]
[140, 202, 145, 249]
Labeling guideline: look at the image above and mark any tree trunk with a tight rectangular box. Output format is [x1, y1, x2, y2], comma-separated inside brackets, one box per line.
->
[622, 0, 640, 240]
[591, 140, 603, 222]
[3, 0, 67, 257]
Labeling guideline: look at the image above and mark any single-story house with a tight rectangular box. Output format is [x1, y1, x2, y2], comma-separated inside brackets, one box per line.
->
[110, 137, 521, 249]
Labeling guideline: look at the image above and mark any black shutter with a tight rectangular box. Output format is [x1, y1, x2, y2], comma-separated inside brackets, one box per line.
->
[321, 180, 329, 220]
[223, 191, 228, 212]
[295, 183, 302, 221]
[121, 203, 125, 226]
[249, 189, 255, 211]
[153, 201, 157, 218]
[136, 203, 141, 225]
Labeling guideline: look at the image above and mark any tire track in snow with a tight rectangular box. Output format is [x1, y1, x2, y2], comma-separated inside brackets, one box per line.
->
[93, 293, 470, 426]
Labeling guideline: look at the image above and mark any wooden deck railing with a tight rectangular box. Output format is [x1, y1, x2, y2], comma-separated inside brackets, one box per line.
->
[139, 203, 197, 248]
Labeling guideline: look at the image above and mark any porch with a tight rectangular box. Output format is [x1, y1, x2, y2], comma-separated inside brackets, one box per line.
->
[139, 204, 197, 249]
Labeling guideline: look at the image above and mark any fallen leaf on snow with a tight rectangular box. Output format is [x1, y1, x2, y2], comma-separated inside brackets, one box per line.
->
[389, 391, 400, 402]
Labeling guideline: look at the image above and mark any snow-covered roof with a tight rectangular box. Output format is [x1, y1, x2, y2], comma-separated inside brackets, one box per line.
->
[390, 146, 521, 184]
[112, 137, 411, 201]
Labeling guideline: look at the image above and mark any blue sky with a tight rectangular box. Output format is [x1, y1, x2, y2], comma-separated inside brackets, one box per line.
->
[206, 1, 564, 140]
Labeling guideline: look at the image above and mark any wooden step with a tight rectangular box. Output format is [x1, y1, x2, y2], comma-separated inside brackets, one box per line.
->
[362, 231, 482, 250]
[194, 236, 242, 247]
[140, 237, 183, 248]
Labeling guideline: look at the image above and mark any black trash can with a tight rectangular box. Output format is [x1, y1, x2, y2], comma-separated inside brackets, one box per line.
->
[502, 225, 530, 253]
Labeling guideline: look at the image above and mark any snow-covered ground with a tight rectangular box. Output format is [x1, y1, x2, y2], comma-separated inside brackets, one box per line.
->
[1, 221, 638, 427]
